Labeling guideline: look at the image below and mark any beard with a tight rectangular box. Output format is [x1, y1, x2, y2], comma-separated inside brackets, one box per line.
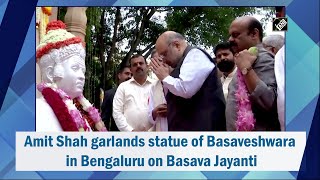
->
[217, 59, 235, 73]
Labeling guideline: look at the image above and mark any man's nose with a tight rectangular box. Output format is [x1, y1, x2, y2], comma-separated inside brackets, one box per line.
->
[228, 36, 234, 42]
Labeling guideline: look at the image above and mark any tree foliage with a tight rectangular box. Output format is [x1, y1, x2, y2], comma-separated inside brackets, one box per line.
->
[166, 7, 257, 48]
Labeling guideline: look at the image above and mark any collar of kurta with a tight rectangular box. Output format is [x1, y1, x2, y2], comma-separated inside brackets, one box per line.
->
[129, 77, 153, 86]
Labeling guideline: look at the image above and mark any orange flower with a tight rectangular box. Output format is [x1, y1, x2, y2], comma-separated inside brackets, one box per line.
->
[42, 7, 52, 16]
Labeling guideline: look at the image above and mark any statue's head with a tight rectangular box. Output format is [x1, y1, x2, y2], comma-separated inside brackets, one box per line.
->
[36, 21, 86, 99]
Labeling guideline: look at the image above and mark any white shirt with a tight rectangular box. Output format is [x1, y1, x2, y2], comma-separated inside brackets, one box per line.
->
[148, 80, 168, 131]
[275, 45, 285, 131]
[113, 77, 154, 131]
[162, 48, 215, 99]
[221, 67, 237, 101]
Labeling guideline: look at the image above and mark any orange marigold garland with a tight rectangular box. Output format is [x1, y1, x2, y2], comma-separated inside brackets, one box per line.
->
[74, 99, 97, 131]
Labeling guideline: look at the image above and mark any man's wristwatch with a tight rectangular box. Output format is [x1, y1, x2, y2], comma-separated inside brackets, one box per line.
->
[241, 66, 253, 75]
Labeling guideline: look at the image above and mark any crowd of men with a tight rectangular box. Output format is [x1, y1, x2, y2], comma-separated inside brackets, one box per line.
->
[101, 15, 285, 132]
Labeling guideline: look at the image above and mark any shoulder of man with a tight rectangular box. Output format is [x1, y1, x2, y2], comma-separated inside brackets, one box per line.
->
[119, 79, 133, 87]
[257, 44, 275, 60]
[105, 87, 117, 96]
[190, 47, 208, 54]
[252, 44, 275, 67]
[191, 47, 215, 64]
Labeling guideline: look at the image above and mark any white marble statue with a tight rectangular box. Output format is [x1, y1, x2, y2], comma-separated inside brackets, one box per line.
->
[36, 20, 106, 132]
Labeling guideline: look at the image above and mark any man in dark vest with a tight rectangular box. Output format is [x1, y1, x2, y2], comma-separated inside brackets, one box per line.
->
[150, 31, 226, 131]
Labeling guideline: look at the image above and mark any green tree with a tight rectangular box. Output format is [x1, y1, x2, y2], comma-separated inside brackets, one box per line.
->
[166, 7, 257, 48]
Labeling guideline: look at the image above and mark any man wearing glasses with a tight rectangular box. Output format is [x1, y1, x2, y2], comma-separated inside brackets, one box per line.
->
[150, 31, 226, 131]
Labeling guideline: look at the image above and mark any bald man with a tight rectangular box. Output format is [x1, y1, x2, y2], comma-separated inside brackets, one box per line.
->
[227, 16, 280, 131]
[150, 31, 226, 131]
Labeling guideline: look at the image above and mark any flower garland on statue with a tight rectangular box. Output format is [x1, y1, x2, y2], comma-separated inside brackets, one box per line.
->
[234, 47, 258, 131]
[37, 82, 107, 132]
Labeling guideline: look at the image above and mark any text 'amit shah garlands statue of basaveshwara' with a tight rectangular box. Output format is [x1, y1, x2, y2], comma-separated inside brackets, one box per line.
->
[36, 20, 106, 132]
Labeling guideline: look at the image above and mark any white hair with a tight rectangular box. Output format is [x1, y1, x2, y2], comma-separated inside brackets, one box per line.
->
[37, 43, 85, 82]
[262, 35, 285, 51]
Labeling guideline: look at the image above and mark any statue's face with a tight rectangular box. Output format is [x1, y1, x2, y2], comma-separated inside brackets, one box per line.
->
[55, 55, 86, 99]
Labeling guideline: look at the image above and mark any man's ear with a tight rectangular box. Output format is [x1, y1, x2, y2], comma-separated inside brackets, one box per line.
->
[252, 28, 260, 39]
[173, 40, 182, 52]
[271, 47, 277, 55]
[45, 66, 54, 83]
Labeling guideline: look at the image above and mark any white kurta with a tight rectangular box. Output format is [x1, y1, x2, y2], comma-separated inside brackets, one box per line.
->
[275, 45, 285, 131]
[112, 77, 154, 131]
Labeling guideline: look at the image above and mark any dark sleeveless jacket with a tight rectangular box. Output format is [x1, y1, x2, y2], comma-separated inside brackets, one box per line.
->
[166, 46, 226, 131]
